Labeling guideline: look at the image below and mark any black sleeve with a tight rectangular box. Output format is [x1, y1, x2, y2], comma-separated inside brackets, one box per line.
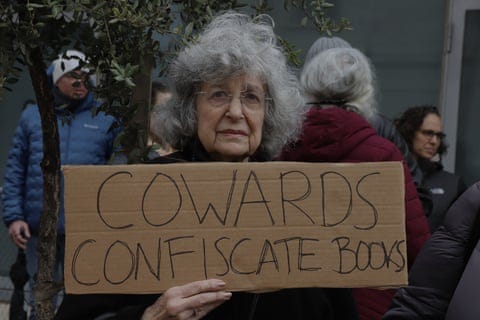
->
[54, 293, 157, 320]
[383, 181, 480, 319]
[324, 288, 359, 320]
[383, 286, 449, 319]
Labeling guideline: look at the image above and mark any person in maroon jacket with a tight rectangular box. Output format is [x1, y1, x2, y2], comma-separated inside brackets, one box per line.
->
[279, 47, 431, 320]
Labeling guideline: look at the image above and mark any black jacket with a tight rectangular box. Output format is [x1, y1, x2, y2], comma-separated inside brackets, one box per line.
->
[418, 159, 466, 232]
[55, 141, 358, 320]
[383, 181, 480, 319]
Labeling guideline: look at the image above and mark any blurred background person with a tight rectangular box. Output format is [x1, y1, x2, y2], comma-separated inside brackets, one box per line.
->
[1, 50, 119, 319]
[303, 36, 424, 186]
[280, 46, 430, 320]
[303, 36, 431, 217]
[395, 105, 466, 232]
[148, 81, 174, 157]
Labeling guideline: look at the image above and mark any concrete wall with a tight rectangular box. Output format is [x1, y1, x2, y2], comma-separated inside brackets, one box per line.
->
[270, 0, 447, 119]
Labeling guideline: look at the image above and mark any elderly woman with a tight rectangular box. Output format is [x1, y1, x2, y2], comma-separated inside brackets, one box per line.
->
[279, 47, 430, 320]
[151, 13, 301, 164]
[395, 105, 466, 232]
[54, 12, 358, 320]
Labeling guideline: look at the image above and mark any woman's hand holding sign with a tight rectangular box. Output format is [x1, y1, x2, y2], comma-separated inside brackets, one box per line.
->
[141, 279, 232, 320]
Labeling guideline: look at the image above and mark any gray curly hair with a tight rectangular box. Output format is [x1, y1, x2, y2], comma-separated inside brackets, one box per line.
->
[154, 12, 305, 160]
[300, 47, 377, 120]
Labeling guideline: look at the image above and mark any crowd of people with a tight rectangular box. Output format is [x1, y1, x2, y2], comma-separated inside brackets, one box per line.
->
[1, 11, 475, 320]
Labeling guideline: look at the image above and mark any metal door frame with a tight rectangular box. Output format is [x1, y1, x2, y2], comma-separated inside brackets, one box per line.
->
[440, 0, 480, 172]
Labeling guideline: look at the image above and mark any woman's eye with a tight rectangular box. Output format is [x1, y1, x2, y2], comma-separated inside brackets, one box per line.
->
[210, 90, 228, 99]
[243, 92, 261, 103]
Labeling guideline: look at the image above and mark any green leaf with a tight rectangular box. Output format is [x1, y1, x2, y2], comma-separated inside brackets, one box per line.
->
[27, 3, 45, 9]
[322, 2, 334, 8]
[301, 16, 308, 27]
[184, 22, 193, 37]
[5, 77, 19, 84]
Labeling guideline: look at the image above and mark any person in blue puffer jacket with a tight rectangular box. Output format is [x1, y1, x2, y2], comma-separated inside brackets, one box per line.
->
[1, 49, 119, 319]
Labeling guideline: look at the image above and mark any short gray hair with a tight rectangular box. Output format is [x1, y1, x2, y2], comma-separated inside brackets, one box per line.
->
[303, 36, 352, 68]
[300, 47, 377, 120]
[155, 12, 305, 160]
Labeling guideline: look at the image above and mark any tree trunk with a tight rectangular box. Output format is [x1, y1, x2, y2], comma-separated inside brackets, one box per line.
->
[27, 47, 61, 320]
[125, 53, 153, 163]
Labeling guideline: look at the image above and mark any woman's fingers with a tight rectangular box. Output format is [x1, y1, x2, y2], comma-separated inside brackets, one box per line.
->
[168, 279, 227, 299]
[174, 297, 231, 320]
[141, 279, 232, 320]
[164, 279, 232, 315]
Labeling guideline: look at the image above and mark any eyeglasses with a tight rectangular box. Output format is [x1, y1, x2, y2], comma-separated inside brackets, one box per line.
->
[419, 129, 445, 140]
[66, 72, 88, 88]
[196, 89, 271, 111]
[72, 80, 87, 88]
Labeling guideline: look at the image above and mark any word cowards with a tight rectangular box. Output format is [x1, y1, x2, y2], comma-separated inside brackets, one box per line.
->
[95, 168, 382, 230]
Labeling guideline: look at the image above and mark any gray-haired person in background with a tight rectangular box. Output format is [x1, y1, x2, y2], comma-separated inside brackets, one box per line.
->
[302, 36, 433, 224]
[279, 44, 430, 320]
[54, 12, 358, 320]
[303, 36, 425, 187]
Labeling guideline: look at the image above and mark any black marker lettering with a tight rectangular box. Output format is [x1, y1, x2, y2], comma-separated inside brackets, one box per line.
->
[72, 239, 99, 286]
[142, 173, 182, 226]
[280, 170, 314, 225]
[97, 172, 133, 229]
[104, 240, 135, 285]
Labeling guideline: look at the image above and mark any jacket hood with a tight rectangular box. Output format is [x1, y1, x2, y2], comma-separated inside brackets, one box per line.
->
[281, 107, 376, 162]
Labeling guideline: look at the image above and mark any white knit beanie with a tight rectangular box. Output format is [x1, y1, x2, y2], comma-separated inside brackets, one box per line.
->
[52, 50, 90, 84]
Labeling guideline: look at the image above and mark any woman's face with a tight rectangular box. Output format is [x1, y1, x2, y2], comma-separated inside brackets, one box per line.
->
[195, 74, 267, 162]
[412, 113, 444, 160]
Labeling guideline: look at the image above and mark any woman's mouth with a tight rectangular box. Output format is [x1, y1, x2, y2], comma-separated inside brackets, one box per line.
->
[218, 129, 248, 136]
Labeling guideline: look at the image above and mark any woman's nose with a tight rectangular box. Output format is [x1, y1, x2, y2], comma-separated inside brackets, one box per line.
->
[430, 135, 440, 144]
[226, 96, 244, 119]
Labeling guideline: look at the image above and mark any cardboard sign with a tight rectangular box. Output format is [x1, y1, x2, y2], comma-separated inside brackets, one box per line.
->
[62, 161, 407, 294]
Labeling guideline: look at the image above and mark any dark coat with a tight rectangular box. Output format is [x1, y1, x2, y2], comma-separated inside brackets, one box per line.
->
[383, 181, 480, 320]
[55, 140, 359, 320]
[279, 107, 430, 320]
[418, 159, 466, 232]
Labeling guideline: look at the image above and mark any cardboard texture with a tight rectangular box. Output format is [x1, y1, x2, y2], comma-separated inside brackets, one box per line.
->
[62, 161, 407, 294]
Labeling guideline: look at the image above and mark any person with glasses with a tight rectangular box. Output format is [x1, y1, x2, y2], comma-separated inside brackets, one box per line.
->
[395, 105, 466, 232]
[2, 50, 119, 319]
[54, 12, 358, 320]
[279, 46, 430, 320]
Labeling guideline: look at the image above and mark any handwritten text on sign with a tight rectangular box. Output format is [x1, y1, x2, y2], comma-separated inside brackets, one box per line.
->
[62, 161, 407, 294]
